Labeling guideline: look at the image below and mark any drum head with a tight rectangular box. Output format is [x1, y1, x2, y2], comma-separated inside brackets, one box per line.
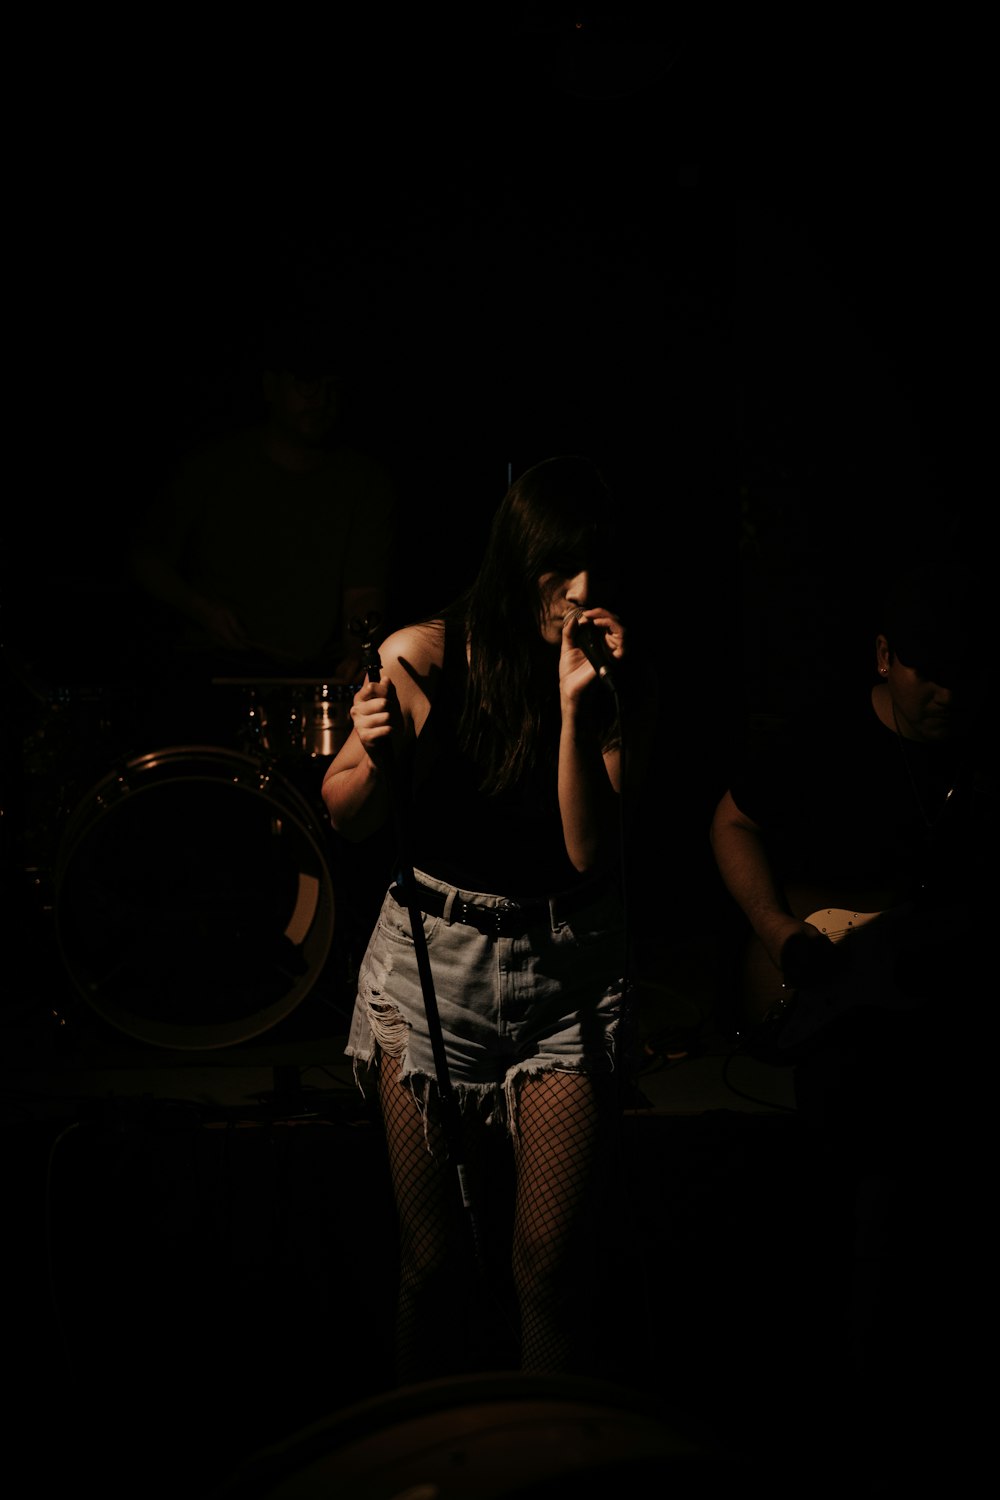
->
[53, 746, 335, 1050]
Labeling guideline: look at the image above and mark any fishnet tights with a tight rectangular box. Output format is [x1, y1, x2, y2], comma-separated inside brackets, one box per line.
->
[377, 1052, 618, 1384]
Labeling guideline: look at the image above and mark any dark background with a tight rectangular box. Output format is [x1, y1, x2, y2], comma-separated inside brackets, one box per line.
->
[9, 14, 983, 692]
[2, 13, 987, 1495]
[6, 11, 986, 1016]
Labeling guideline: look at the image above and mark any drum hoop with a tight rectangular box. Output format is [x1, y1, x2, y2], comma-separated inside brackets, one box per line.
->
[52, 743, 336, 1051]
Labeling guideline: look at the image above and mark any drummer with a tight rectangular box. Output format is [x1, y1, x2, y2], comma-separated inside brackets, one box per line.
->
[128, 312, 398, 745]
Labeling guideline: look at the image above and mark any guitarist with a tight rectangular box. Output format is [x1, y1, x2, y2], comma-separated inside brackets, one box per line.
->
[711, 553, 997, 1042]
[708, 549, 998, 1479]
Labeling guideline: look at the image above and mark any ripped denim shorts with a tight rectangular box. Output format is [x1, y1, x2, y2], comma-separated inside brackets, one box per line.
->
[345, 867, 632, 1139]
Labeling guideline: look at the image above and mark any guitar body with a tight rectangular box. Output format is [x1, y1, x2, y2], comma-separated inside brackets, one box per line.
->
[739, 880, 975, 1061]
[740, 885, 896, 1019]
[738, 884, 915, 1060]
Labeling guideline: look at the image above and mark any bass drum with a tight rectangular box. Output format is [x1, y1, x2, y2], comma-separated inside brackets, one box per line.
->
[52, 745, 336, 1051]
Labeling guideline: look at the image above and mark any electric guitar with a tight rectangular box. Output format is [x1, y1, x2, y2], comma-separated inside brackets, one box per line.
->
[738, 884, 966, 1060]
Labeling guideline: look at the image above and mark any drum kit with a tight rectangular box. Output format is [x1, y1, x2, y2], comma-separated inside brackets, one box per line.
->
[17, 670, 359, 1052]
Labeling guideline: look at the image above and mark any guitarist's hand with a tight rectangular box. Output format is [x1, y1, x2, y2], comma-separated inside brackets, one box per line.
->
[779, 923, 841, 991]
[754, 912, 810, 974]
[757, 913, 837, 988]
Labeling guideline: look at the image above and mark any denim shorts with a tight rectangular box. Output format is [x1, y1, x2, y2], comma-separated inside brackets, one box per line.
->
[345, 867, 632, 1139]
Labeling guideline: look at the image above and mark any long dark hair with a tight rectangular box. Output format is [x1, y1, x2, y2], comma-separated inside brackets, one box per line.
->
[444, 455, 623, 792]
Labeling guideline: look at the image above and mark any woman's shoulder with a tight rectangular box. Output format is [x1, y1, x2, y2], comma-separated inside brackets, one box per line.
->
[376, 618, 447, 677]
[375, 620, 448, 736]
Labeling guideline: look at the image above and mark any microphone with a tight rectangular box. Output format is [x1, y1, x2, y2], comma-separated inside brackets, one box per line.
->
[568, 608, 617, 694]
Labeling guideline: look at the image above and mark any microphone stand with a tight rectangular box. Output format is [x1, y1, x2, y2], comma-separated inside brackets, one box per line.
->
[353, 616, 487, 1275]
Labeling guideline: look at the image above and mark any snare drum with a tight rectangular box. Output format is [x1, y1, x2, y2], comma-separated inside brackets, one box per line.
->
[52, 745, 336, 1050]
[216, 679, 356, 762]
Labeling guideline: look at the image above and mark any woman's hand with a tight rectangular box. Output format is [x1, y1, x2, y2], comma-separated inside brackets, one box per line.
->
[560, 606, 624, 699]
[349, 675, 398, 767]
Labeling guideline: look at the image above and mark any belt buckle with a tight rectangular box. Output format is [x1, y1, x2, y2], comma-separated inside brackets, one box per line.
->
[458, 898, 520, 937]
[495, 898, 520, 937]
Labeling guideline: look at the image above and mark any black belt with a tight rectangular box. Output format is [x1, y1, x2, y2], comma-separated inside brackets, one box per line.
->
[389, 876, 613, 938]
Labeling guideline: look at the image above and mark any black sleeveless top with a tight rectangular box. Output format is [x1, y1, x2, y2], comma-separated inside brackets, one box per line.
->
[404, 619, 588, 897]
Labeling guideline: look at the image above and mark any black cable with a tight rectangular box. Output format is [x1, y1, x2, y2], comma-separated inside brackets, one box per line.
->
[354, 616, 489, 1277]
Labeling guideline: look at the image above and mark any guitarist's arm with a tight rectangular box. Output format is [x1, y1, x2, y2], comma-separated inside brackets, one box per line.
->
[709, 788, 831, 985]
